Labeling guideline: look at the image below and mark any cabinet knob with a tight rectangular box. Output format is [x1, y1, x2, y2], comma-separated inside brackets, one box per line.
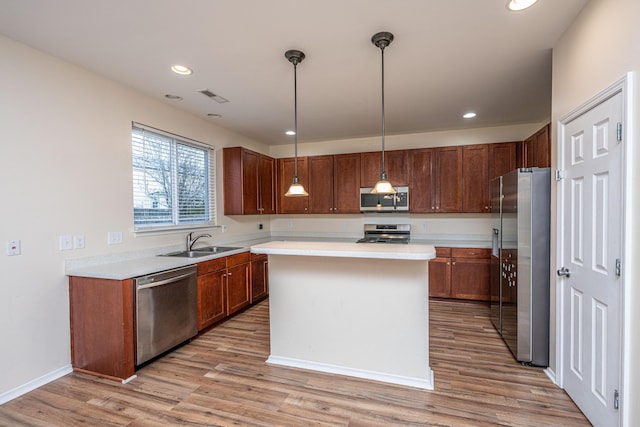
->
[228, 272, 233, 276]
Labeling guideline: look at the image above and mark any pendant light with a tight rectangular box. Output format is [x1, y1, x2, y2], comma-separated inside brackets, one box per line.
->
[284, 49, 309, 197]
[370, 31, 396, 195]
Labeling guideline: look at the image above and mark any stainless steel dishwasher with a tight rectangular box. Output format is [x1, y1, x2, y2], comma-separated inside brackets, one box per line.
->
[134, 265, 198, 365]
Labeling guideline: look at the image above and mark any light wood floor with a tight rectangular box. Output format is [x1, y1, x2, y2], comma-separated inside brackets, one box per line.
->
[0, 299, 590, 426]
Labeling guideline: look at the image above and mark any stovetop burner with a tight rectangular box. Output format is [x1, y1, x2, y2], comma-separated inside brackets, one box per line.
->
[356, 224, 411, 244]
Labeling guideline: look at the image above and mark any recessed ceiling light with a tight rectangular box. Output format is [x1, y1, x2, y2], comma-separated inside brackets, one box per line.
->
[171, 64, 193, 75]
[463, 112, 477, 119]
[506, 0, 537, 11]
[164, 94, 183, 100]
[285, 130, 296, 136]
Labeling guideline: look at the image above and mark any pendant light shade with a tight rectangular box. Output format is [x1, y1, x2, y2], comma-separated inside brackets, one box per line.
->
[284, 49, 309, 198]
[371, 31, 396, 195]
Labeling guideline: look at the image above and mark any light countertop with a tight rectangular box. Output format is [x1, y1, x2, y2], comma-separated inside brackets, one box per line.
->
[65, 247, 249, 280]
[251, 241, 436, 260]
[65, 235, 482, 280]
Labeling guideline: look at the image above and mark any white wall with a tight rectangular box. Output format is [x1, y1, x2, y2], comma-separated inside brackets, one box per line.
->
[551, 0, 640, 424]
[0, 33, 544, 402]
[0, 35, 270, 399]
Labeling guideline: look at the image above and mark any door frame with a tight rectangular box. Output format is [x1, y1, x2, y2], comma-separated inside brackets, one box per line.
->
[555, 73, 633, 424]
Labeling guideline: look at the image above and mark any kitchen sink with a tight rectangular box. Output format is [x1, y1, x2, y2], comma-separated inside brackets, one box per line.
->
[160, 246, 242, 258]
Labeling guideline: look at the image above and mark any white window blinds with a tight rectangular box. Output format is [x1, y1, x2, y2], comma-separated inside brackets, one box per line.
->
[132, 123, 216, 230]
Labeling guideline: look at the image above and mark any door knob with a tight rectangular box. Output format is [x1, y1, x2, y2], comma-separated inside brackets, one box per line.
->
[557, 267, 571, 278]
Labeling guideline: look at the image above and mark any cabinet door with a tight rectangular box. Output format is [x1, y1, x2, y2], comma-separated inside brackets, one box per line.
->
[241, 149, 260, 214]
[251, 255, 268, 303]
[462, 144, 489, 213]
[197, 272, 226, 330]
[434, 146, 463, 212]
[408, 148, 434, 212]
[308, 155, 334, 213]
[223, 147, 275, 215]
[360, 150, 408, 187]
[489, 142, 517, 179]
[258, 155, 276, 214]
[451, 258, 491, 301]
[223, 147, 245, 215]
[333, 153, 361, 213]
[534, 124, 551, 168]
[277, 157, 309, 214]
[428, 257, 451, 298]
[226, 263, 250, 316]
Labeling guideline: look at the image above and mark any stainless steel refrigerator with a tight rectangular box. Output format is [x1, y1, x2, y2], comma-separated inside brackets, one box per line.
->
[490, 168, 550, 366]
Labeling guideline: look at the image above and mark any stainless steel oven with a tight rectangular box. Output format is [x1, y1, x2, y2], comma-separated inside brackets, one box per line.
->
[134, 265, 198, 365]
[360, 186, 409, 212]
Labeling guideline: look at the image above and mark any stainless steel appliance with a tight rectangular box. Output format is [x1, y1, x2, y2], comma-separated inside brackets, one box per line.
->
[490, 168, 550, 366]
[360, 186, 409, 212]
[134, 265, 198, 365]
[356, 224, 410, 243]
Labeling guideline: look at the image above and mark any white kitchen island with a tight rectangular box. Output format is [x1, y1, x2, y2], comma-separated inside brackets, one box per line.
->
[250, 241, 436, 390]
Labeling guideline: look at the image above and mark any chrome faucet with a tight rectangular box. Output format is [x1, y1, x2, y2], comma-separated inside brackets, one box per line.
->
[186, 232, 212, 251]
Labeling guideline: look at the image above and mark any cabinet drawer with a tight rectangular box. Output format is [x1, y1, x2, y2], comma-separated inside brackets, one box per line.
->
[435, 247, 452, 258]
[197, 257, 226, 275]
[451, 248, 490, 259]
[227, 251, 250, 267]
[251, 252, 267, 261]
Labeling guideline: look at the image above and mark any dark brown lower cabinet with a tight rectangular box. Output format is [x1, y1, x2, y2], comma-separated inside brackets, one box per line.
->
[225, 252, 251, 316]
[68, 276, 135, 381]
[197, 257, 227, 330]
[428, 247, 452, 298]
[251, 253, 269, 303]
[429, 247, 491, 301]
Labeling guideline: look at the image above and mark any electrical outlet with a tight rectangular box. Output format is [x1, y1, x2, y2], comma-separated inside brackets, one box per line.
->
[421, 222, 428, 231]
[221, 225, 228, 233]
[107, 231, 123, 245]
[287, 220, 293, 229]
[74, 235, 85, 249]
[7, 240, 21, 256]
[258, 223, 263, 230]
[59, 235, 73, 251]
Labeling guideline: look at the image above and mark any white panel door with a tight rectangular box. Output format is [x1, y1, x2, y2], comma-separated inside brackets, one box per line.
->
[559, 91, 622, 427]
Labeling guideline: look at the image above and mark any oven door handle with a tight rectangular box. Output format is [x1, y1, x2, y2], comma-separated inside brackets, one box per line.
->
[136, 272, 195, 290]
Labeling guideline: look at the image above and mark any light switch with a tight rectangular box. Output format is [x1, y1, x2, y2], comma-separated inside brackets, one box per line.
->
[59, 235, 73, 251]
[74, 235, 85, 249]
[107, 231, 123, 245]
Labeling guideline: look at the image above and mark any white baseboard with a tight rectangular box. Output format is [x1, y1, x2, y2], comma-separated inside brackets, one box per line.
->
[266, 355, 435, 390]
[0, 365, 73, 405]
[544, 367, 558, 386]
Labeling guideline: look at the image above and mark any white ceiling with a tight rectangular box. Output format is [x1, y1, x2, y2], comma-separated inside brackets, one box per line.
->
[0, 0, 588, 145]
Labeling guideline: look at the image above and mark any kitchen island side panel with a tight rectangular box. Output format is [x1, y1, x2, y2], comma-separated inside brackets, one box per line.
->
[266, 255, 432, 388]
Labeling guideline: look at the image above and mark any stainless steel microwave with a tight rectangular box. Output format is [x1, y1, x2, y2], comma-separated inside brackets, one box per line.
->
[359, 186, 409, 212]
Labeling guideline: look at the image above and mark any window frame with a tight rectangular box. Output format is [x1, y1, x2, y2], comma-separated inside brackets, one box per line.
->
[131, 122, 217, 234]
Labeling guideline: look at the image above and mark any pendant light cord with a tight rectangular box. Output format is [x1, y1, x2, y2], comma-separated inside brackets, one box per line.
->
[293, 61, 299, 179]
[380, 46, 386, 178]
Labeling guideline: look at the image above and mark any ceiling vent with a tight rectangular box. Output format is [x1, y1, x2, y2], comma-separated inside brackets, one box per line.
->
[198, 89, 229, 103]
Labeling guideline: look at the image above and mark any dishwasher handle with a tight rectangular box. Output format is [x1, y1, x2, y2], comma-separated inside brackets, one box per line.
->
[136, 271, 195, 290]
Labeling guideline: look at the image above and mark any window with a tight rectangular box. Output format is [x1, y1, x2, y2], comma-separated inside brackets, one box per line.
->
[132, 123, 216, 231]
